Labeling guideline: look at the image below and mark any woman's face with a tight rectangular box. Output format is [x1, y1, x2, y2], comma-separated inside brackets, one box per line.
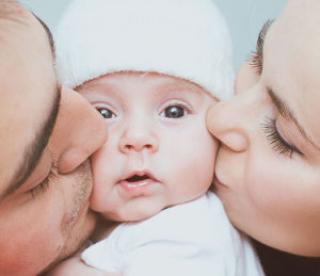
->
[208, 0, 320, 256]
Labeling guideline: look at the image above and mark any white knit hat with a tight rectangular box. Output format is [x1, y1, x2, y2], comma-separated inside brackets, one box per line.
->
[55, 0, 234, 100]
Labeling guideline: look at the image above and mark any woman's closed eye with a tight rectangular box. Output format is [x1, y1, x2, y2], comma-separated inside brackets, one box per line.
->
[262, 118, 303, 158]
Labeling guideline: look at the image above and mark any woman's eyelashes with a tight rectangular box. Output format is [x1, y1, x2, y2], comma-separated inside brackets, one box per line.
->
[262, 118, 303, 158]
[250, 50, 263, 75]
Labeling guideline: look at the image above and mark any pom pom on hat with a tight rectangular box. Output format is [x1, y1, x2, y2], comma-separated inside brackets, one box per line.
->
[55, 0, 234, 100]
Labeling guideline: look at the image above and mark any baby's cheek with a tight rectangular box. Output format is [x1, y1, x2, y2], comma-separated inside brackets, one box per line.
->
[90, 142, 111, 183]
[188, 129, 217, 189]
[210, 136, 219, 159]
[89, 148, 108, 212]
[204, 127, 219, 167]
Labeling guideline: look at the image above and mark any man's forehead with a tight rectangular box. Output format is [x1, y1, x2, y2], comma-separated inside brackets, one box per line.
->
[0, 0, 20, 16]
[0, 1, 31, 30]
[0, 10, 34, 48]
[0, 2, 53, 44]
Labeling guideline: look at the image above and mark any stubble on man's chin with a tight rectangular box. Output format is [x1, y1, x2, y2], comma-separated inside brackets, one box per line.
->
[38, 162, 97, 275]
[61, 162, 93, 231]
[38, 224, 94, 275]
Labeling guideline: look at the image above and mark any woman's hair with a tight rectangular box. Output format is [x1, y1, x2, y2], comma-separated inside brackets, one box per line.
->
[253, 240, 320, 276]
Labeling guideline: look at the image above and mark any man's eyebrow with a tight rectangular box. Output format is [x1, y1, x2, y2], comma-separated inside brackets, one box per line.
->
[267, 87, 320, 151]
[0, 88, 61, 200]
[250, 20, 273, 75]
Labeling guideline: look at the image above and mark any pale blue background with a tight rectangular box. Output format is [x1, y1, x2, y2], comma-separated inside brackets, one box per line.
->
[21, 0, 287, 69]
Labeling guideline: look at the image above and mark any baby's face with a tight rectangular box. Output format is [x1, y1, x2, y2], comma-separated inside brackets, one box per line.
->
[78, 72, 218, 222]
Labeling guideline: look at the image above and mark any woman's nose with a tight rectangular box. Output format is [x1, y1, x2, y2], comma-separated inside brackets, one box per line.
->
[119, 122, 159, 154]
[49, 86, 107, 173]
[207, 92, 255, 153]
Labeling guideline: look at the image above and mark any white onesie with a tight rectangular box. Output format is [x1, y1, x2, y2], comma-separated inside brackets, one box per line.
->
[82, 192, 264, 276]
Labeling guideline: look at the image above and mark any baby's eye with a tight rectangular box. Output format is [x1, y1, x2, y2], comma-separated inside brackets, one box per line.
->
[96, 107, 116, 119]
[161, 105, 186, 118]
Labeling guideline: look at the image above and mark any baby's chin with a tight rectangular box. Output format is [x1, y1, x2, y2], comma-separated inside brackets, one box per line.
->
[101, 204, 164, 223]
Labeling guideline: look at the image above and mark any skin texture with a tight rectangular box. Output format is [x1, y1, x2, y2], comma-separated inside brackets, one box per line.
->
[207, 0, 320, 257]
[79, 72, 217, 222]
[0, 4, 107, 275]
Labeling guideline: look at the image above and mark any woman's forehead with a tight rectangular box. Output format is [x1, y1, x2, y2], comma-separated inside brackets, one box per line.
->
[276, 0, 320, 35]
[264, 0, 320, 83]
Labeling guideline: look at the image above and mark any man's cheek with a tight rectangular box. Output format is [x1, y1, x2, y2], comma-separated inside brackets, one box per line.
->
[0, 210, 64, 275]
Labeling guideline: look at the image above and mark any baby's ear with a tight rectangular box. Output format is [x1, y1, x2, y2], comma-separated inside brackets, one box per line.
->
[235, 61, 260, 95]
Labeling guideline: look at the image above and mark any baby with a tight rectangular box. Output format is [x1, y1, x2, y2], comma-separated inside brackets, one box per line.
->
[53, 0, 264, 275]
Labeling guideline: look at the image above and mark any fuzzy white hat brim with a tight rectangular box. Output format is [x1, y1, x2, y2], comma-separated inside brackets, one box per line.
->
[55, 0, 234, 100]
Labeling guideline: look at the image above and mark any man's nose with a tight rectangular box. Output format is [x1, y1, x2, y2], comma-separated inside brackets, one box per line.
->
[206, 91, 257, 153]
[49, 86, 107, 173]
[119, 121, 159, 154]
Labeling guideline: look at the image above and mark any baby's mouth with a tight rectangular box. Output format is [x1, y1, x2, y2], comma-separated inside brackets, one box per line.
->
[126, 174, 150, 182]
[118, 171, 159, 192]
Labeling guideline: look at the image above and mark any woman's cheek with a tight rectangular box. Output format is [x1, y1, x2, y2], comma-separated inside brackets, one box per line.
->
[245, 157, 282, 215]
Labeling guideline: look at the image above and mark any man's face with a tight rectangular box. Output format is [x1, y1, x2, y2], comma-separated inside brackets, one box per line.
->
[0, 5, 106, 275]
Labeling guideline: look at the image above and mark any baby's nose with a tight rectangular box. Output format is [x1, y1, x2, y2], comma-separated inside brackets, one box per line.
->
[119, 127, 159, 154]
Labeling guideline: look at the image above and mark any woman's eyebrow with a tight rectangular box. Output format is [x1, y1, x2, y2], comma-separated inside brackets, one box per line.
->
[252, 20, 274, 74]
[267, 86, 320, 151]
